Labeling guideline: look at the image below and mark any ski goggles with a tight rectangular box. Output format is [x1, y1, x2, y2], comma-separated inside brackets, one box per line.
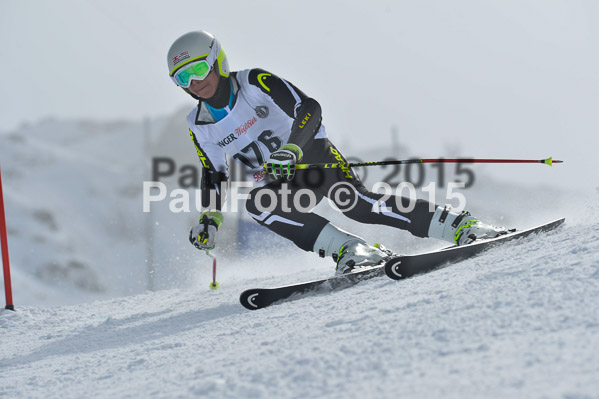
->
[170, 58, 213, 88]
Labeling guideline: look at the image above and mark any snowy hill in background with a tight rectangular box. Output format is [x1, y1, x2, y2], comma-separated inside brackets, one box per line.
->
[0, 118, 148, 304]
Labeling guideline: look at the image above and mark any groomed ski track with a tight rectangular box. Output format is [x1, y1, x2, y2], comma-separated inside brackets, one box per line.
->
[2, 217, 599, 399]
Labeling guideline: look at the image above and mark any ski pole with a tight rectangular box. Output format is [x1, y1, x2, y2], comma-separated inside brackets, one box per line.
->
[295, 156, 563, 170]
[205, 250, 219, 290]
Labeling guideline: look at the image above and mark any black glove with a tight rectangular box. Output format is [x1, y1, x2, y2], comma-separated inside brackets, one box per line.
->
[265, 144, 303, 180]
[189, 210, 223, 250]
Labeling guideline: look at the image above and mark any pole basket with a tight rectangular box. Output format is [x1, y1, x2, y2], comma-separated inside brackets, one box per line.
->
[0, 164, 14, 311]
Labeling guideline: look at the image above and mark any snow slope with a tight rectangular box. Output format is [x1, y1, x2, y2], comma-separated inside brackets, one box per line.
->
[2, 202, 599, 398]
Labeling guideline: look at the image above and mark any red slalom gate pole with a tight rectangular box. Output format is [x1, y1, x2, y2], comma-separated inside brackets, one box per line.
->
[0, 164, 14, 311]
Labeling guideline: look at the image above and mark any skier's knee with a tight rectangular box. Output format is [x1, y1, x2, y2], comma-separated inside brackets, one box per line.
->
[245, 186, 278, 218]
[245, 187, 261, 216]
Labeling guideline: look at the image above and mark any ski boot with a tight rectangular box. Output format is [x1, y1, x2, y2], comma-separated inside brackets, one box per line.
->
[428, 206, 513, 246]
[312, 223, 398, 275]
[335, 242, 397, 275]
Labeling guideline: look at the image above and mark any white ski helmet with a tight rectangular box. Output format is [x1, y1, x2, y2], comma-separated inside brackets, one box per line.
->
[167, 30, 230, 87]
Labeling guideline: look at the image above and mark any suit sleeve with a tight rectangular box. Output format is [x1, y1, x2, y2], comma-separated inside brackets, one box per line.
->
[188, 129, 228, 211]
[248, 69, 322, 150]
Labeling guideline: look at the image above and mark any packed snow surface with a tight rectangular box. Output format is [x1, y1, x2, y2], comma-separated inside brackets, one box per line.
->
[2, 212, 599, 398]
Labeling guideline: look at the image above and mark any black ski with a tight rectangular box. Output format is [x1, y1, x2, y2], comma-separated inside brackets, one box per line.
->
[384, 218, 565, 280]
[240, 265, 385, 310]
[239, 218, 565, 310]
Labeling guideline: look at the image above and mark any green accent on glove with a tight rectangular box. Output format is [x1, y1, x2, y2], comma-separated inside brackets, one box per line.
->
[200, 209, 224, 229]
[280, 143, 303, 162]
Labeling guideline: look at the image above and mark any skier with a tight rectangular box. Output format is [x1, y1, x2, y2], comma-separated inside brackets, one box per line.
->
[167, 30, 509, 275]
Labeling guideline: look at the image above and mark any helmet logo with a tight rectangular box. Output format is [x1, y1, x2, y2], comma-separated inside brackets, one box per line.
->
[172, 51, 190, 66]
